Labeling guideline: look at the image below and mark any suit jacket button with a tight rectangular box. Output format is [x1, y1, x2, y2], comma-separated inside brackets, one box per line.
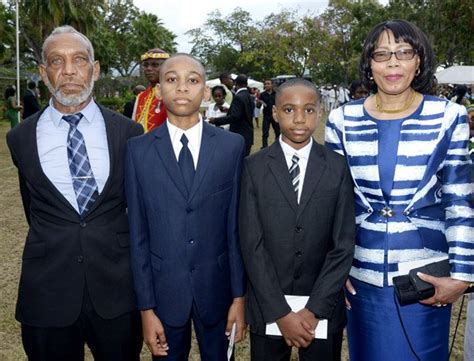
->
[80, 221, 86, 228]
[295, 251, 302, 257]
[77, 255, 84, 263]
[295, 226, 303, 233]
[186, 207, 193, 213]
[190, 267, 195, 273]
[189, 239, 195, 244]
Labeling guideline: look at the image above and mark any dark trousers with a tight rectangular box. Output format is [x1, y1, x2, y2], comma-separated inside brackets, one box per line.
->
[245, 143, 252, 156]
[153, 302, 229, 361]
[250, 330, 343, 361]
[261, 116, 280, 148]
[21, 288, 142, 361]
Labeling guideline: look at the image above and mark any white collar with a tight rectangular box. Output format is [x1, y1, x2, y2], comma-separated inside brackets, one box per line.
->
[167, 117, 203, 147]
[49, 98, 98, 127]
[279, 136, 313, 161]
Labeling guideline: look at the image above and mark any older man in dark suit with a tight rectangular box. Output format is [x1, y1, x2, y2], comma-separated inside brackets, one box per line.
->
[6, 25, 143, 361]
[210, 74, 254, 155]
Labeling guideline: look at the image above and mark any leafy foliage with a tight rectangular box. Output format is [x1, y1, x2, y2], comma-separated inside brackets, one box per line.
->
[187, 0, 472, 84]
[1, 0, 177, 76]
[0, 2, 15, 65]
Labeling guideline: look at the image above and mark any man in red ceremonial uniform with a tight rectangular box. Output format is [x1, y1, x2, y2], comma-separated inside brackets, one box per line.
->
[132, 48, 170, 132]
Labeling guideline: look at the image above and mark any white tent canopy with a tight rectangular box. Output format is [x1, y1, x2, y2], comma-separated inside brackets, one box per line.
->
[435, 66, 474, 85]
[206, 73, 264, 91]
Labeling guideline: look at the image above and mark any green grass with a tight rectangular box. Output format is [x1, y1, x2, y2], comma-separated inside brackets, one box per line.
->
[0, 115, 467, 360]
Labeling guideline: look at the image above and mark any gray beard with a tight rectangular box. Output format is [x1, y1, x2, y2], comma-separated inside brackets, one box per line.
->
[46, 80, 94, 107]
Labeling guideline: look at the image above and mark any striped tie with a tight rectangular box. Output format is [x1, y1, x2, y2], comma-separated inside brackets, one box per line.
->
[63, 113, 99, 215]
[289, 153, 300, 198]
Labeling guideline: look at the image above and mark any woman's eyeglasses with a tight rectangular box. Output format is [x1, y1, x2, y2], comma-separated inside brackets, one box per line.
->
[371, 49, 417, 62]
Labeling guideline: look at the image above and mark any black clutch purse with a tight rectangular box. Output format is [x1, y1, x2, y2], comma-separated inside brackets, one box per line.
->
[393, 259, 451, 305]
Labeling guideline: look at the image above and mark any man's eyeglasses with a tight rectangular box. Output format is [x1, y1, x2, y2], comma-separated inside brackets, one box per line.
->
[371, 49, 417, 62]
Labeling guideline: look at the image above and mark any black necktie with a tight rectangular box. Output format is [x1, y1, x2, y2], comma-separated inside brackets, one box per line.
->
[179, 134, 195, 194]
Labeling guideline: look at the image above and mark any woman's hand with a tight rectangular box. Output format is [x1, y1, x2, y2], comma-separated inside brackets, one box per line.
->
[345, 278, 356, 310]
[417, 274, 469, 306]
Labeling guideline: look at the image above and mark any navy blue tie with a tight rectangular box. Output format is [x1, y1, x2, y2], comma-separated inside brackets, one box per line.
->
[63, 113, 99, 215]
[179, 134, 195, 194]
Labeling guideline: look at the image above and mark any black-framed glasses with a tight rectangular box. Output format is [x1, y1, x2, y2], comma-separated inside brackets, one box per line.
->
[371, 49, 417, 62]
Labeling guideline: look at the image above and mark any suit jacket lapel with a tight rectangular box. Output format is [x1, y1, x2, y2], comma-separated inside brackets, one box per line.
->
[297, 142, 326, 219]
[267, 142, 298, 213]
[188, 122, 216, 202]
[26, 108, 78, 216]
[85, 106, 116, 216]
[153, 124, 189, 199]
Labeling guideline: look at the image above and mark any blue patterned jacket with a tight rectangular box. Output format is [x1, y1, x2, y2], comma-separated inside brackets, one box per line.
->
[325, 96, 473, 287]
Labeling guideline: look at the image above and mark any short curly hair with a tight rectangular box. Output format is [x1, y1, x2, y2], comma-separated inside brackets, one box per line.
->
[359, 19, 435, 95]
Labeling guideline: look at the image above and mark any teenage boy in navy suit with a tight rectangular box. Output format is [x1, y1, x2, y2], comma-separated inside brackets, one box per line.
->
[125, 53, 246, 360]
[239, 78, 355, 361]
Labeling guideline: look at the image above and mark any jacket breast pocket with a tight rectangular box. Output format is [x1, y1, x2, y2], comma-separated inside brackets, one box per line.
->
[212, 180, 233, 195]
[217, 252, 229, 270]
[151, 253, 162, 272]
[117, 232, 130, 247]
[22, 242, 46, 260]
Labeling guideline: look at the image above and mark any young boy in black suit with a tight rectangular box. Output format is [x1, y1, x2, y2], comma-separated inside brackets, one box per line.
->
[239, 78, 355, 360]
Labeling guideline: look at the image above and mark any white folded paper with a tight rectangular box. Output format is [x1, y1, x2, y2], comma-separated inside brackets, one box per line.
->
[227, 322, 236, 361]
[265, 295, 328, 339]
[398, 256, 449, 276]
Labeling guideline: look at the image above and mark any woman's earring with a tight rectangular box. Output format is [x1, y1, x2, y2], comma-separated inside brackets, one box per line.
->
[415, 68, 421, 76]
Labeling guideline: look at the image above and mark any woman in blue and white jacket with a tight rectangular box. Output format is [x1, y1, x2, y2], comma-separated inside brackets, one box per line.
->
[325, 20, 473, 361]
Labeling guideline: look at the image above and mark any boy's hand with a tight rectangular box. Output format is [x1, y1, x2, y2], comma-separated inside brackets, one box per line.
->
[276, 312, 314, 348]
[141, 309, 169, 356]
[226, 296, 247, 342]
[296, 308, 318, 334]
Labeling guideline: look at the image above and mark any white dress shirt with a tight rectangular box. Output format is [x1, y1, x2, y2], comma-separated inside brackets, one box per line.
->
[167, 118, 203, 169]
[206, 101, 230, 130]
[37, 99, 110, 213]
[279, 136, 313, 204]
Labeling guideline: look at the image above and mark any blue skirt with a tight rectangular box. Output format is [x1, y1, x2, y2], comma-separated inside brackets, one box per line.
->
[346, 277, 451, 361]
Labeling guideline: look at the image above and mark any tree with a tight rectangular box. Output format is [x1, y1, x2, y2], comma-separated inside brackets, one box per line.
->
[316, 0, 387, 84]
[0, 2, 15, 65]
[1, 0, 177, 76]
[247, 11, 331, 79]
[386, 0, 473, 66]
[91, 1, 177, 76]
[186, 8, 257, 74]
[17, 0, 106, 64]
